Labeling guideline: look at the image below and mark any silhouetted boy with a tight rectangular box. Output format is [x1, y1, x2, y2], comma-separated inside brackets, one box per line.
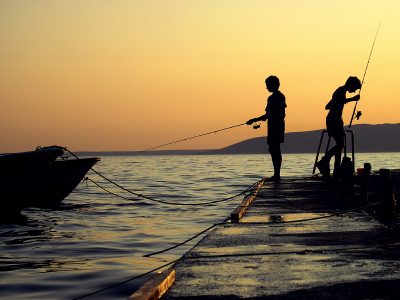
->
[316, 76, 361, 179]
[247, 76, 286, 182]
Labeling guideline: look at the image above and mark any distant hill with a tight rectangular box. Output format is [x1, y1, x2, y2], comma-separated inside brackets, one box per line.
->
[206, 123, 400, 155]
[75, 123, 400, 156]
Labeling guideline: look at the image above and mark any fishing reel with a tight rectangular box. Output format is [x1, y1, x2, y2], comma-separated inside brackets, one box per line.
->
[253, 123, 261, 129]
[352, 110, 362, 121]
[351, 110, 362, 121]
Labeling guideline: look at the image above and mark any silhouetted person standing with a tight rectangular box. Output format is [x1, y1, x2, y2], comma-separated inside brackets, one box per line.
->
[247, 76, 286, 182]
[317, 76, 361, 179]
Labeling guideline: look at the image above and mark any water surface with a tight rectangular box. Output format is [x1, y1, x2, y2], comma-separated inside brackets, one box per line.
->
[1, 153, 399, 299]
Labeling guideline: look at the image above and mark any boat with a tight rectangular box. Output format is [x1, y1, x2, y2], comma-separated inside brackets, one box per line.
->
[0, 147, 64, 215]
[0, 146, 101, 214]
[29, 156, 101, 207]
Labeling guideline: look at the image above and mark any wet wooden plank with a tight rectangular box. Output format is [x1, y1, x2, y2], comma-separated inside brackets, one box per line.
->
[230, 178, 266, 222]
[128, 269, 175, 300]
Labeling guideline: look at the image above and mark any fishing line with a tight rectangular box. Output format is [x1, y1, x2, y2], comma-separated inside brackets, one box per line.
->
[141, 122, 246, 153]
[349, 22, 381, 128]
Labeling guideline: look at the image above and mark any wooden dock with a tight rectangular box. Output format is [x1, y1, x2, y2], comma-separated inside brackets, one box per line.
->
[130, 172, 400, 300]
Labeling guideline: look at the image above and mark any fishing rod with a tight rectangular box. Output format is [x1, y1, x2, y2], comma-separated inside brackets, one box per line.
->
[141, 122, 248, 153]
[349, 22, 381, 128]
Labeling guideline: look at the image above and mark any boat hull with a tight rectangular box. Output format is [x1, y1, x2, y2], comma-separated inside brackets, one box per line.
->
[29, 157, 101, 207]
[0, 147, 64, 215]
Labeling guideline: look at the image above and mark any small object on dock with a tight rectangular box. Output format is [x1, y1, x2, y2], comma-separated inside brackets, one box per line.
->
[380, 169, 397, 219]
[340, 156, 354, 194]
[361, 163, 371, 204]
[127, 268, 175, 300]
[269, 215, 283, 223]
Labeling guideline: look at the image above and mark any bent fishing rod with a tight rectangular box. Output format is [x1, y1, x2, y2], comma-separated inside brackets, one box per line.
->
[349, 22, 381, 128]
[141, 122, 249, 153]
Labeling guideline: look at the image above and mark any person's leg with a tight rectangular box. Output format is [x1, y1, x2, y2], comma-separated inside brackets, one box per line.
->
[317, 143, 332, 176]
[332, 134, 344, 178]
[325, 141, 340, 162]
[268, 143, 282, 181]
[317, 115, 344, 177]
[319, 134, 343, 176]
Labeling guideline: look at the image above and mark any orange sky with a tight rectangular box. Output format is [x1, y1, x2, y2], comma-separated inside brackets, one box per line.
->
[1, 1, 399, 152]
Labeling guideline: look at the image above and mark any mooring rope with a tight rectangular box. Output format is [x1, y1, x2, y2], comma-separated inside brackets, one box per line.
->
[56, 145, 260, 206]
[260, 181, 325, 189]
[236, 202, 383, 225]
[86, 177, 261, 206]
[41, 145, 397, 300]
[70, 259, 178, 300]
[182, 242, 400, 260]
[143, 222, 225, 257]
[142, 202, 383, 259]
[71, 206, 400, 300]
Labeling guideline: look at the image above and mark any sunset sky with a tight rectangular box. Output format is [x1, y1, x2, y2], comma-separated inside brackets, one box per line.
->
[1, 1, 399, 153]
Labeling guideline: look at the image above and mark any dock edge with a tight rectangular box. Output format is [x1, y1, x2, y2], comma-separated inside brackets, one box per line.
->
[231, 178, 266, 222]
[127, 268, 175, 300]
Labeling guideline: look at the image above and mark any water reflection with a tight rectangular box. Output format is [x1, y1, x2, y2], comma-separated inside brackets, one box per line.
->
[0, 257, 90, 272]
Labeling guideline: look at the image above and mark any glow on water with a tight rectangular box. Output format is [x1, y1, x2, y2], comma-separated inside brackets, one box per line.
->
[1, 153, 400, 299]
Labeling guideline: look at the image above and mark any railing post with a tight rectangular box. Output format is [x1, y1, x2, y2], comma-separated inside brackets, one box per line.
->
[340, 156, 354, 194]
[380, 169, 397, 220]
[361, 163, 371, 204]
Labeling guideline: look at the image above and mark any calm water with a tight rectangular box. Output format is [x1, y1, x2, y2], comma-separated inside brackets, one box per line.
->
[1, 153, 400, 300]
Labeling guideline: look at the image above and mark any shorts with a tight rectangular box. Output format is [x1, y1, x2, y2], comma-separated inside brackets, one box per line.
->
[326, 114, 344, 137]
[267, 120, 285, 145]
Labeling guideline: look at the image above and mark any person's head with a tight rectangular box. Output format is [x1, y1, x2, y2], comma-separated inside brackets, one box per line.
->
[345, 76, 361, 93]
[265, 76, 280, 92]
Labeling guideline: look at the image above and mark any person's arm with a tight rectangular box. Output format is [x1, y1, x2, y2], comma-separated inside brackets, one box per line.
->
[246, 114, 267, 125]
[325, 100, 332, 110]
[344, 94, 360, 104]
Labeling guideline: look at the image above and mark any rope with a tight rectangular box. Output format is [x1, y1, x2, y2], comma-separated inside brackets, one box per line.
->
[70, 260, 177, 300]
[86, 177, 261, 206]
[236, 202, 383, 225]
[43, 145, 397, 300]
[260, 181, 325, 190]
[182, 242, 400, 260]
[140, 123, 246, 153]
[141, 202, 383, 260]
[71, 239, 400, 300]
[143, 222, 224, 257]
[57, 145, 260, 206]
